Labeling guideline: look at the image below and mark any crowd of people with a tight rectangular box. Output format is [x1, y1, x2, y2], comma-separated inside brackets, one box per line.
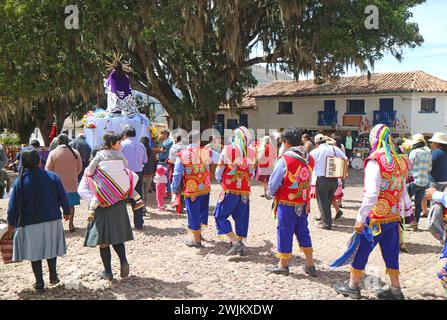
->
[2, 123, 447, 300]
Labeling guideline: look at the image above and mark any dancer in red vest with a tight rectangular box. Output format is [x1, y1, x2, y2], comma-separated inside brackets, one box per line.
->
[334, 124, 411, 300]
[171, 131, 218, 248]
[265, 128, 317, 276]
[214, 126, 256, 256]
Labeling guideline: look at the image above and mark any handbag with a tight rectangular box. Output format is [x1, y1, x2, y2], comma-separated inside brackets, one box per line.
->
[0, 230, 17, 264]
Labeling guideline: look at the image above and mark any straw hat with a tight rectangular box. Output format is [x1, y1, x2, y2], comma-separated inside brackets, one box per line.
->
[429, 132, 447, 145]
[410, 133, 426, 146]
[314, 134, 328, 144]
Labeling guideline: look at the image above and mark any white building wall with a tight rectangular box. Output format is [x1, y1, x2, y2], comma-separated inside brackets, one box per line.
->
[410, 93, 447, 135]
[217, 92, 447, 135]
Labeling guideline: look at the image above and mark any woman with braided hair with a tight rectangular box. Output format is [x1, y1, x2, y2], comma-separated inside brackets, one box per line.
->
[7, 149, 70, 293]
[334, 124, 412, 300]
[46, 134, 83, 232]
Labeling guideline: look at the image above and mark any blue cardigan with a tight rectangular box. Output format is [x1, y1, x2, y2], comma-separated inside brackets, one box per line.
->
[7, 168, 70, 227]
[430, 149, 447, 183]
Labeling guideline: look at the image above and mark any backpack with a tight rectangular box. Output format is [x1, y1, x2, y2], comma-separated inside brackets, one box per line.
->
[426, 203, 446, 245]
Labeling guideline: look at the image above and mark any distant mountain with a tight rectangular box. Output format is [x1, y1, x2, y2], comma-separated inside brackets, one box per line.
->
[250, 65, 293, 88]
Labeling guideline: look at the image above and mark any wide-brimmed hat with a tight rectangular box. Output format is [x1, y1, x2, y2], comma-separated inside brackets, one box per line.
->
[429, 132, 447, 145]
[410, 133, 426, 146]
[314, 134, 328, 144]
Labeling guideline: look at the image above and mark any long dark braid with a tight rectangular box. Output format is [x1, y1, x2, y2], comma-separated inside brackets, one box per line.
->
[17, 167, 25, 227]
[32, 167, 40, 223]
[57, 134, 78, 160]
[17, 150, 41, 226]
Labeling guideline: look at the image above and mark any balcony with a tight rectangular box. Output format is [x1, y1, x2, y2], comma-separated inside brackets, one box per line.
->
[373, 111, 396, 127]
[318, 111, 338, 126]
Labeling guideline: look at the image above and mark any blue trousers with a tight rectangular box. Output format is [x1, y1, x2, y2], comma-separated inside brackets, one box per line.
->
[276, 204, 312, 258]
[351, 221, 399, 272]
[185, 194, 210, 232]
[214, 192, 250, 239]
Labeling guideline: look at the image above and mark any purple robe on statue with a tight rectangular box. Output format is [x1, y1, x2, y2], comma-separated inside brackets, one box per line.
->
[105, 70, 138, 115]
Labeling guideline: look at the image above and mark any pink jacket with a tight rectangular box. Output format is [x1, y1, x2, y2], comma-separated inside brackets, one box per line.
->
[45, 145, 82, 193]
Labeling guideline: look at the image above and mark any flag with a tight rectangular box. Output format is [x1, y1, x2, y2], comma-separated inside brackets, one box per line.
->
[329, 225, 374, 269]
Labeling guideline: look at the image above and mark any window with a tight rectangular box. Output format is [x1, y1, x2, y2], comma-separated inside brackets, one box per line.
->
[278, 102, 293, 114]
[346, 99, 365, 114]
[324, 100, 336, 112]
[379, 98, 394, 112]
[216, 114, 225, 124]
[239, 114, 248, 127]
[421, 98, 436, 113]
[227, 119, 238, 130]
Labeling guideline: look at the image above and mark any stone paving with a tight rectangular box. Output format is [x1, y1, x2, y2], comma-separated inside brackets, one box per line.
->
[0, 170, 445, 300]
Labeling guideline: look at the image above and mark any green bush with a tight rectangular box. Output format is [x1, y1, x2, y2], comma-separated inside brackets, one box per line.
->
[0, 130, 20, 146]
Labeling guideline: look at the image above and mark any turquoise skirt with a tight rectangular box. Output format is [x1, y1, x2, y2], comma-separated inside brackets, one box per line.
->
[67, 192, 80, 206]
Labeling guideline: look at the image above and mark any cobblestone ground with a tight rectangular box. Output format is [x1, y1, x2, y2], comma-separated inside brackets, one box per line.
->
[0, 169, 445, 300]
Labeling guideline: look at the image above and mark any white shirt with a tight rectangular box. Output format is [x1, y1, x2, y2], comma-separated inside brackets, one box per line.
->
[309, 143, 347, 177]
[356, 159, 412, 223]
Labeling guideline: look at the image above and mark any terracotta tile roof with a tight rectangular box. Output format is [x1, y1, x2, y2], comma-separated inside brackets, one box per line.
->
[219, 90, 258, 110]
[254, 71, 447, 98]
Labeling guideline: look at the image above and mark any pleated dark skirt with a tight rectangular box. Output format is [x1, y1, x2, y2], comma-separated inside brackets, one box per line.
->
[84, 201, 134, 247]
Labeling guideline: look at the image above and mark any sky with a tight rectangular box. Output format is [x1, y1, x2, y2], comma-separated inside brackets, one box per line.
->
[345, 0, 447, 80]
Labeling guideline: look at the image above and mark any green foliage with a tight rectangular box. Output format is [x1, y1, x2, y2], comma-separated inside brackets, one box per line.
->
[0, 0, 425, 132]
[0, 130, 20, 146]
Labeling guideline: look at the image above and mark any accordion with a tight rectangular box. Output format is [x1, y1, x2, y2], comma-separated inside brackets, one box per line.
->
[325, 156, 349, 178]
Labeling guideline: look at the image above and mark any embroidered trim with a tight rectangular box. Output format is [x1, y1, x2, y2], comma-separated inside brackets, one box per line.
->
[223, 189, 251, 196]
[277, 200, 307, 207]
[182, 189, 211, 198]
[350, 267, 365, 277]
[385, 268, 400, 277]
[188, 228, 201, 235]
[276, 252, 293, 259]
[299, 247, 313, 254]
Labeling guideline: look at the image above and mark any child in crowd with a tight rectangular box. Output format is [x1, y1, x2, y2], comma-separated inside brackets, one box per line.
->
[85, 132, 143, 220]
[154, 164, 168, 211]
[0, 168, 11, 198]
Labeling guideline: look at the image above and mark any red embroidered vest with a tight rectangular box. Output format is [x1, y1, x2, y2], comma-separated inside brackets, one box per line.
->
[365, 151, 409, 222]
[178, 146, 212, 198]
[220, 145, 255, 195]
[276, 154, 314, 206]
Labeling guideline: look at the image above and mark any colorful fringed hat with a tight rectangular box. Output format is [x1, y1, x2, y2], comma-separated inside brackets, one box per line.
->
[369, 124, 400, 163]
[232, 126, 252, 157]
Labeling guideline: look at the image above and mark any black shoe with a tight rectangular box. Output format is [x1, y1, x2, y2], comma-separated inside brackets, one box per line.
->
[49, 276, 60, 286]
[314, 217, 322, 221]
[34, 282, 45, 294]
[224, 241, 244, 256]
[335, 210, 344, 220]
[376, 288, 405, 300]
[120, 263, 130, 278]
[266, 265, 289, 275]
[319, 223, 332, 230]
[303, 265, 317, 277]
[185, 240, 203, 248]
[98, 271, 113, 281]
[333, 282, 361, 299]
[260, 194, 266, 198]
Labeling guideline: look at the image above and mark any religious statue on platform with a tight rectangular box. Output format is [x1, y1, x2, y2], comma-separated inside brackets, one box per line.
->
[105, 53, 138, 116]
